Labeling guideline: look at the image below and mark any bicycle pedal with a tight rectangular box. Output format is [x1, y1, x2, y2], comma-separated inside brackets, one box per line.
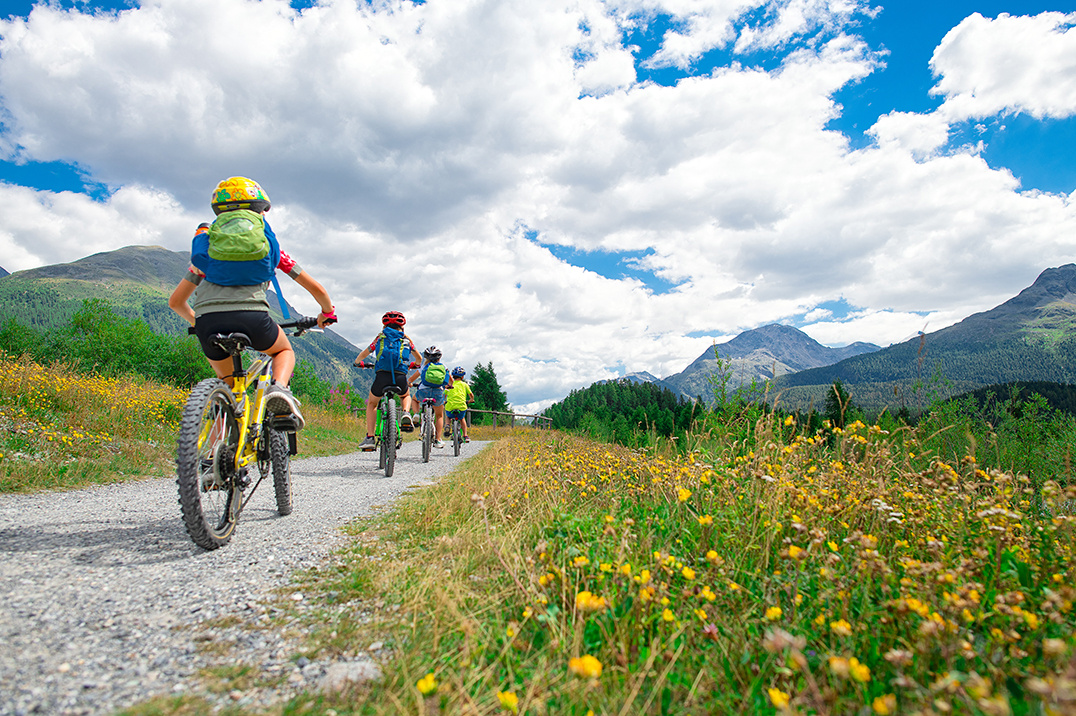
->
[236, 469, 251, 489]
[267, 415, 299, 432]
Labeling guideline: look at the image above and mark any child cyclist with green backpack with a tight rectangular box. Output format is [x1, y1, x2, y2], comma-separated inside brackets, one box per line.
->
[353, 311, 422, 452]
[409, 346, 451, 448]
[168, 177, 337, 430]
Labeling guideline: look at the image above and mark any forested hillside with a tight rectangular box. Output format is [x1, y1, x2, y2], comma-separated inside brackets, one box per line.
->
[0, 245, 368, 393]
[544, 378, 699, 447]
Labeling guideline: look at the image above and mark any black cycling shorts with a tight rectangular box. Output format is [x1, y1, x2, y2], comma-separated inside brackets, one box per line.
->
[370, 370, 409, 398]
[195, 311, 280, 361]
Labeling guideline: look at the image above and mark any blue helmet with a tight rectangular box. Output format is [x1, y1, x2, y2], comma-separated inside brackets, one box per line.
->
[451, 366, 466, 378]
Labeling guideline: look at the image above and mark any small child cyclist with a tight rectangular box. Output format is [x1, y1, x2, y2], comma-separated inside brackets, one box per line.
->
[410, 346, 451, 448]
[444, 366, 475, 442]
[353, 311, 421, 451]
[168, 176, 336, 430]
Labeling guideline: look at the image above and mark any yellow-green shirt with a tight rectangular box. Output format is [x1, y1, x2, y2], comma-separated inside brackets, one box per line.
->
[445, 379, 474, 411]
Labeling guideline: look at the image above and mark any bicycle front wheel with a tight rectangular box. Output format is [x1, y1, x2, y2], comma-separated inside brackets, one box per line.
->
[269, 427, 292, 516]
[177, 379, 241, 550]
[453, 418, 462, 456]
[384, 399, 397, 477]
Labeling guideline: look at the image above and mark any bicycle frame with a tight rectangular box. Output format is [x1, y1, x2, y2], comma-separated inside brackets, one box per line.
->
[210, 342, 282, 511]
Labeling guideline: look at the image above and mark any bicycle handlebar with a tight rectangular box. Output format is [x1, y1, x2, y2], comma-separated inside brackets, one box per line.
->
[186, 314, 334, 338]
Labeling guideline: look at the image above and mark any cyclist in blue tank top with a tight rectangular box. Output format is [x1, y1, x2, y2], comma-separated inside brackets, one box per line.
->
[168, 177, 336, 430]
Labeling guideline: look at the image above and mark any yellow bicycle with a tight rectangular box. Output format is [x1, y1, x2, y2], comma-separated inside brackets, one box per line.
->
[176, 316, 321, 550]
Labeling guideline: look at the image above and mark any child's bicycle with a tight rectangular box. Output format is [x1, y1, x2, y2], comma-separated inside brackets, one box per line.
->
[448, 413, 466, 456]
[418, 397, 436, 463]
[357, 362, 404, 477]
[375, 384, 404, 477]
[176, 316, 324, 550]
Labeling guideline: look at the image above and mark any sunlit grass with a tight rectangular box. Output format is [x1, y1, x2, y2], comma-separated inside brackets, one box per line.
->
[0, 354, 367, 492]
[279, 417, 1075, 715]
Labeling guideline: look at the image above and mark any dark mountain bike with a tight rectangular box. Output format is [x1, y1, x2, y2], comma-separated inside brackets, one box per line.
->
[449, 413, 464, 456]
[375, 384, 404, 477]
[418, 397, 436, 463]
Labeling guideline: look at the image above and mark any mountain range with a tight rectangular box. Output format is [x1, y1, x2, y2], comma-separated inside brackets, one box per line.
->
[636, 264, 1076, 413]
[4, 246, 1075, 415]
[660, 324, 879, 402]
[0, 245, 368, 393]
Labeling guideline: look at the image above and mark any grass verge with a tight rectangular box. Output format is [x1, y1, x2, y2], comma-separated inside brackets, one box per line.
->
[273, 419, 1074, 715]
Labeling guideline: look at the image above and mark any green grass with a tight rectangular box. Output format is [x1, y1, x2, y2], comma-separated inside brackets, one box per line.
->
[264, 418, 1075, 715]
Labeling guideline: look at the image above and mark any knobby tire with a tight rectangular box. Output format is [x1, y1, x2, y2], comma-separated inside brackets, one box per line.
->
[270, 427, 292, 516]
[453, 418, 462, 456]
[421, 404, 433, 463]
[384, 399, 397, 477]
[176, 379, 241, 550]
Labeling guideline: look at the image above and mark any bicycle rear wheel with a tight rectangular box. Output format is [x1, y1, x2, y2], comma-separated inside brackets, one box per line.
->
[421, 405, 433, 463]
[453, 418, 462, 456]
[269, 427, 292, 516]
[176, 379, 241, 550]
[384, 399, 397, 477]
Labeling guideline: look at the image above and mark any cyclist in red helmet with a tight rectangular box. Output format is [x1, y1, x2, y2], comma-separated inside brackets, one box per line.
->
[353, 311, 421, 451]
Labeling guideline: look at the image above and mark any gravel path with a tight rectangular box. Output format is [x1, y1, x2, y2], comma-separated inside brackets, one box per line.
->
[0, 439, 488, 716]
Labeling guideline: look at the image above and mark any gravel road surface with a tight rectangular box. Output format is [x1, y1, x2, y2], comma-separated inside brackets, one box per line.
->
[0, 439, 487, 716]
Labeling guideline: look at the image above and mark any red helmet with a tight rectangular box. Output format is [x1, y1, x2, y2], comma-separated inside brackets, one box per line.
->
[382, 310, 405, 328]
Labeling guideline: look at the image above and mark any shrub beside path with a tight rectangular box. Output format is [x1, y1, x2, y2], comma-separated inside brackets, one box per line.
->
[0, 440, 488, 716]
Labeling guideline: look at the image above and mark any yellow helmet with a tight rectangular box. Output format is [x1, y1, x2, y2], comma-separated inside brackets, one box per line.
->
[210, 176, 271, 215]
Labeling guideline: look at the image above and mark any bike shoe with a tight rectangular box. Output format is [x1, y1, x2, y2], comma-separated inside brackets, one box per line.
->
[434, 440, 445, 449]
[266, 384, 305, 430]
[400, 414, 414, 432]
[359, 435, 376, 452]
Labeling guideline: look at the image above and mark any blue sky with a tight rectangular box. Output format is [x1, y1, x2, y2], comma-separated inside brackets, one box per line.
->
[1, 1, 1074, 410]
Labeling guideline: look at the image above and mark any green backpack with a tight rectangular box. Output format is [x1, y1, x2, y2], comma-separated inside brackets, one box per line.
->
[422, 363, 447, 387]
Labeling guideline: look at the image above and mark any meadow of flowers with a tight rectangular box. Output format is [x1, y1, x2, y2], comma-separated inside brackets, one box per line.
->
[285, 417, 1075, 715]
[0, 354, 188, 491]
[0, 353, 368, 493]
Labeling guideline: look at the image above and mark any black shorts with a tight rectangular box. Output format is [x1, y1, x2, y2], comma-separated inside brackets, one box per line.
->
[370, 370, 409, 398]
[195, 311, 280, 361]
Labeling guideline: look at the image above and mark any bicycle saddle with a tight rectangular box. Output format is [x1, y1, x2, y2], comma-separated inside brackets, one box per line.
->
[211, 332, 253, 356]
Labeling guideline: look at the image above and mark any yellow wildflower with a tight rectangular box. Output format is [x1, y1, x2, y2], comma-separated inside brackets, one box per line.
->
[872, 695, 895, 714]
[765, 606, 782, 621]
[850, 658, 870, 682]
[682, 567, 696, 580]
[568, 655, 602, 678]
[698, 514, 713, 525]
[830, 619, 852, 636]
[768, 687, 791, 710]
[575, 591, 607, 613]
[417, 673, 437, 695]
[678, 487, 692, 502]
[662, 608, 675, 622]
[497, 690, 519, 714]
